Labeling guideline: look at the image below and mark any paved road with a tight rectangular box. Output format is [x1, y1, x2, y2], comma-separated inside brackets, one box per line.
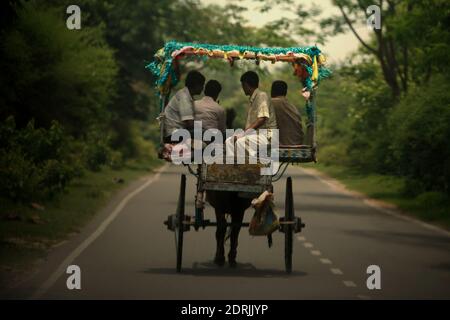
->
[8, 164, 450, 299]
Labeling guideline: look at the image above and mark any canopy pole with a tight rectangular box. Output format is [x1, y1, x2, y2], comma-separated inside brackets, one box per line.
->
[304, 89, 317, 161]
[159, 91, 171, 147]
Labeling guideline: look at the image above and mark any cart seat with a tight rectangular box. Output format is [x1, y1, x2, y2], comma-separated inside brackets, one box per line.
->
[275, 144, 315, 163]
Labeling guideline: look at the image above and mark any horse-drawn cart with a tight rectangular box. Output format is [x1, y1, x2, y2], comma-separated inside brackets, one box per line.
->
[146, 41, 330, 273]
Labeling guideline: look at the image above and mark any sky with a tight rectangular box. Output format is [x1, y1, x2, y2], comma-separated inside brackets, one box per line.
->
[199, 0, 371, 64]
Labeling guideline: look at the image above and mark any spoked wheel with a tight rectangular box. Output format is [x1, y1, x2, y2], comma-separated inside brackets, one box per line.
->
[284, 177, 294, 274]
[175, 174, 186, 273]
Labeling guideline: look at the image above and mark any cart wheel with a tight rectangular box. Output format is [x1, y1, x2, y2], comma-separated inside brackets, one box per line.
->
[175, 174, 186, 273]
[285, 177, 294, 274]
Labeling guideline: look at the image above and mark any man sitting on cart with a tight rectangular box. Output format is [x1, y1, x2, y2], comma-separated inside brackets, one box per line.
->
[225, 71, 277, 162]
[194, 79, 226, 139]
[271, 80, 304, 146]
[162, 70, 205, 143]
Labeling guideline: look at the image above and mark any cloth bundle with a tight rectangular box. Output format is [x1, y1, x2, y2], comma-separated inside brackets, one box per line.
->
[249, 191, 279, 236]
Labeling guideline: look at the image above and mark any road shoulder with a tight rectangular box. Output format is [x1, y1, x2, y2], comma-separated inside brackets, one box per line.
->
[0, 163, 167, 299]
[301, 167, 450, 237]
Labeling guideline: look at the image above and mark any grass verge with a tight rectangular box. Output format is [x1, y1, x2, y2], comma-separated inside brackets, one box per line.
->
[0, 159, 163, 286]
[303, 163, 450, 230]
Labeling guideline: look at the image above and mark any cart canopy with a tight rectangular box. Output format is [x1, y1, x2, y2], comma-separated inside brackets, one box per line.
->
[146, 41, 331, 104]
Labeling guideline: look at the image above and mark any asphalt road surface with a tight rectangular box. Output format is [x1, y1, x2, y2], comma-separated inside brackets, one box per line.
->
[7, 164, 450, 299]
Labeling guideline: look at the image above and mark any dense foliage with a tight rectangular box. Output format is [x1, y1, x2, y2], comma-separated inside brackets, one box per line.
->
[313, 0, 450, 201]
[0, 0, 294, 204]
[1, 0, 449, 214]
[315, 65, 450, 198]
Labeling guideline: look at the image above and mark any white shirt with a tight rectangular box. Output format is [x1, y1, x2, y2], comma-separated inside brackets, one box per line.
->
[163, 87, 194, 137]
[194, 96, 226, 134]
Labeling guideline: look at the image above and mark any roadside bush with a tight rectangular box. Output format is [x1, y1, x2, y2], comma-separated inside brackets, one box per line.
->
[415, 191, 450, 221]
[0, 117, 81, 202]
[0, 148, 41, 201]
[129, 121, 158, 162]
[416, 191, 449, 208]
[39, 159, 78, 198]
[387, 75, 450, 195]
[345, 66, 395, 171]
[83, 130, 113, 172]
[109, 150, 124, 170]
[318, 143, 351, 166]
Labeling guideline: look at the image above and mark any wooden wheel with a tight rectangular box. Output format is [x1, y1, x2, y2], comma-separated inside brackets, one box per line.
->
[175, 174, 186, 273]
[285, 177, 294, 274]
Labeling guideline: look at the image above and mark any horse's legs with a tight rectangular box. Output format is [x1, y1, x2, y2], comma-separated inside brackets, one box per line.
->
[228, 208, 245, 267]
[214, 209, 227, 266]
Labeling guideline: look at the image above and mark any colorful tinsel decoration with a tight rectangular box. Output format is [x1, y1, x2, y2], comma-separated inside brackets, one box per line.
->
[145, 41, 332, 109]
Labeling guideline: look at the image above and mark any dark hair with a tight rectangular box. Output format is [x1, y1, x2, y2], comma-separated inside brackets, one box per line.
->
[185, 70, 205, 88]
[240, 71, 259, 88]
[204, 80, 222, 99]
[271, 80, 288, 97]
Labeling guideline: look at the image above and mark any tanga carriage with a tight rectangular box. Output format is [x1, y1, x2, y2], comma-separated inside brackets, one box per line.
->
[146, 41, 331, 273]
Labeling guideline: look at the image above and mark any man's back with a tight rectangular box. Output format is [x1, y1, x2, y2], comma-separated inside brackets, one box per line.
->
[194, 96, 226, 134]
[163, 87, 195, 138]
[246, 88, 278, 130]
[271, 96, 304, 145]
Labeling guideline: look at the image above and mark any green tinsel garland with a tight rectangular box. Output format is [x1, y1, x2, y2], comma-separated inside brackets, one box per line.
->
[145, 40, 331, 105]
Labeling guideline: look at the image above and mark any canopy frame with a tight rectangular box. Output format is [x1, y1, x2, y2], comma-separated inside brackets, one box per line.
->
[146, 41, 331, 156]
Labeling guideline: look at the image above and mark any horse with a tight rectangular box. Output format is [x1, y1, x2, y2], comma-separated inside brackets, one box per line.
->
[205, 190, 252, 267]
[203, 108, 254, 267]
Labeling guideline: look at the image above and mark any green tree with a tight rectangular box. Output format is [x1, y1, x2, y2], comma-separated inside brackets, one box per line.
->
[325, 0, 450, 98]
[256, 0, 450, 99]
[387, 75, 450, 195]
[0, 2, 118, 137]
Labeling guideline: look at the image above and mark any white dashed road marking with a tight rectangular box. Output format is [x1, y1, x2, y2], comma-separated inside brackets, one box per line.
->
[296, 236, 361, 296]
[330, 268, 343, 275]
[343, 281, 357, 287]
